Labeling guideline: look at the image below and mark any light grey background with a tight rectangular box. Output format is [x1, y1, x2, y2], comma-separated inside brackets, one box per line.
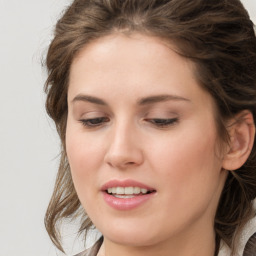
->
[0, 1, 255, 256]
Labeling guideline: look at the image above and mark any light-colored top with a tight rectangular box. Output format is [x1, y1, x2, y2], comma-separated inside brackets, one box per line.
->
[219, 214, 256, 256]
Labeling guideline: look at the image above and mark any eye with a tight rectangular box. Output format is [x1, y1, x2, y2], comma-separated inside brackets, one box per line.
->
[79, 117, 110, 128]
[145, 118, 178, 128]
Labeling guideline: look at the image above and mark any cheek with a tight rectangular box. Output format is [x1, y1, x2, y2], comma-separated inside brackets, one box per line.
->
[146, 133, 223, 233]
[66, 134, 105, 218]
[66, 121, 103, 172]
[149, 124, 222, 202]
[65, 125, 104, 202]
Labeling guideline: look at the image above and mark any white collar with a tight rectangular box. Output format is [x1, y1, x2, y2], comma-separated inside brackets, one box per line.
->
[219, 200, 256, 256]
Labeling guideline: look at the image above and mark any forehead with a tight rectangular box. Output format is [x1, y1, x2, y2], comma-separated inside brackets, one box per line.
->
[68, 33, 214, 111]
[70, 33, 178, 81]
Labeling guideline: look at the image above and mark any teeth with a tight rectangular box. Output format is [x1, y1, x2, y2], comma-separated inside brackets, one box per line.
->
[134, 187, 140, 194]
[116, 187, 124, 194]
[141, 188, 147, 194]
[107, 187, 150, 195]
[124, 187, 133, 194]
[114, 195, 135, 198]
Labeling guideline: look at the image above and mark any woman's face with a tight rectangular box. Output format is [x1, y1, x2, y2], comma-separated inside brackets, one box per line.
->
[66, 34, 227, 248]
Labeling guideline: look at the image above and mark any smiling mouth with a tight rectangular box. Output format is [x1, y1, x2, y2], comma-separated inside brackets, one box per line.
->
[105, 186, 155, 198]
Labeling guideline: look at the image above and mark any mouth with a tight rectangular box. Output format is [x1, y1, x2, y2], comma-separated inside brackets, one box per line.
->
[101, 179, 156, 210]
[105, 186, 155, 198]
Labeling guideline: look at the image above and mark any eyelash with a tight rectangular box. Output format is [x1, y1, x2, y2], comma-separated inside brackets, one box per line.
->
[79, 117, 178, 128]
[145, 118, 178, 128]
[79, 117, 110, 128]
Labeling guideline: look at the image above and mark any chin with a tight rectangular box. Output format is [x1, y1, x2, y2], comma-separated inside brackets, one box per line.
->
[107, 234, 157, 247]
[100, 223, 163, 247]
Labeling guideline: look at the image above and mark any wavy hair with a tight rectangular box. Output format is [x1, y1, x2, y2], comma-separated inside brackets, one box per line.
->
[44, 0, 256, 254]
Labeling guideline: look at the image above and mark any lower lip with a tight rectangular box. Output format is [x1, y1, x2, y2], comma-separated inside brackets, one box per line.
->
[102, 192, 156, 210]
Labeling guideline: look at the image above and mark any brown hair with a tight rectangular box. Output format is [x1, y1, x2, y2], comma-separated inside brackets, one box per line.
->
[44, 0, 256, 254]
[243, 233, 256, 256]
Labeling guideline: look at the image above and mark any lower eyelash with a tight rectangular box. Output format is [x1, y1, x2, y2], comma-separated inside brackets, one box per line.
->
[79, 117, 109, 127]
[147, 118, 178, 127]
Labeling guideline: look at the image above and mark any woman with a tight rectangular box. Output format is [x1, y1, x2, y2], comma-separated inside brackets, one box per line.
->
[44, 0, 256, 255]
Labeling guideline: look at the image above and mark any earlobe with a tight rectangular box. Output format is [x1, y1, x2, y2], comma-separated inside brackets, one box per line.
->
[222, 110, 255, 171]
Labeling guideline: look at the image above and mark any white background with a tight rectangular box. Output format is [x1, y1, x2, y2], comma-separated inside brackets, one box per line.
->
[0, 1, 255, 256]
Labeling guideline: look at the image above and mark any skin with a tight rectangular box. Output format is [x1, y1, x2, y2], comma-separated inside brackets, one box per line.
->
[66, 33, 229, 256]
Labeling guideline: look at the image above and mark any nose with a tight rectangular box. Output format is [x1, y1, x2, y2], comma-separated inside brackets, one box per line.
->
[104, 121, 144, 169]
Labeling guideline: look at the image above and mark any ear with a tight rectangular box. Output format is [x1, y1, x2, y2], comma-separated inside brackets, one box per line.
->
[222, 110, 255, 171]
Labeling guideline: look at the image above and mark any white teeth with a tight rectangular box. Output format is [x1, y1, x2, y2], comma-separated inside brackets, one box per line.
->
[141, 188, 147, 194]
[107, 187, 150, 195]
[134, 187, 140, 194]
[124, 187, 133, 194]
[116, 187, 124, 194]
[114, 195, 134, 198]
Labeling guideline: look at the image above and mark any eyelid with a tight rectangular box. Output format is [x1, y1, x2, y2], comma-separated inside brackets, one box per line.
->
[79, 110, 107, 118]
[79, 117, 110, 128]
[144, 117, 179, 128]
[143, 106, 178, 116]
[143, 110, 178, 120]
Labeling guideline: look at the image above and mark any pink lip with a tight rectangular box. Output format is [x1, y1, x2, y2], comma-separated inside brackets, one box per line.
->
[101, 179, 156, 211]
[101, 179, 155, 191]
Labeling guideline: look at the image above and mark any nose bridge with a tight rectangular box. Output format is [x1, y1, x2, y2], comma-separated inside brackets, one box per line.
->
[104, 117, 143, 168]
[113, 117, 133, 148]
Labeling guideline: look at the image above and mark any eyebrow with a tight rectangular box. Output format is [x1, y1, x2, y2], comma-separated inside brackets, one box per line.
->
[137, 94, 190, 105]
[71, 94, 190, 106]
[72, 94, 107, 105]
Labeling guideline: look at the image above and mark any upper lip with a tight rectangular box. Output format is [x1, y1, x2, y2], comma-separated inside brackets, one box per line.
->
[101, 179, 155, 191]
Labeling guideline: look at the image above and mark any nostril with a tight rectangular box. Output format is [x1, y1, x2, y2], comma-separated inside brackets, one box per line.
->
[127, 161, 136, 165]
